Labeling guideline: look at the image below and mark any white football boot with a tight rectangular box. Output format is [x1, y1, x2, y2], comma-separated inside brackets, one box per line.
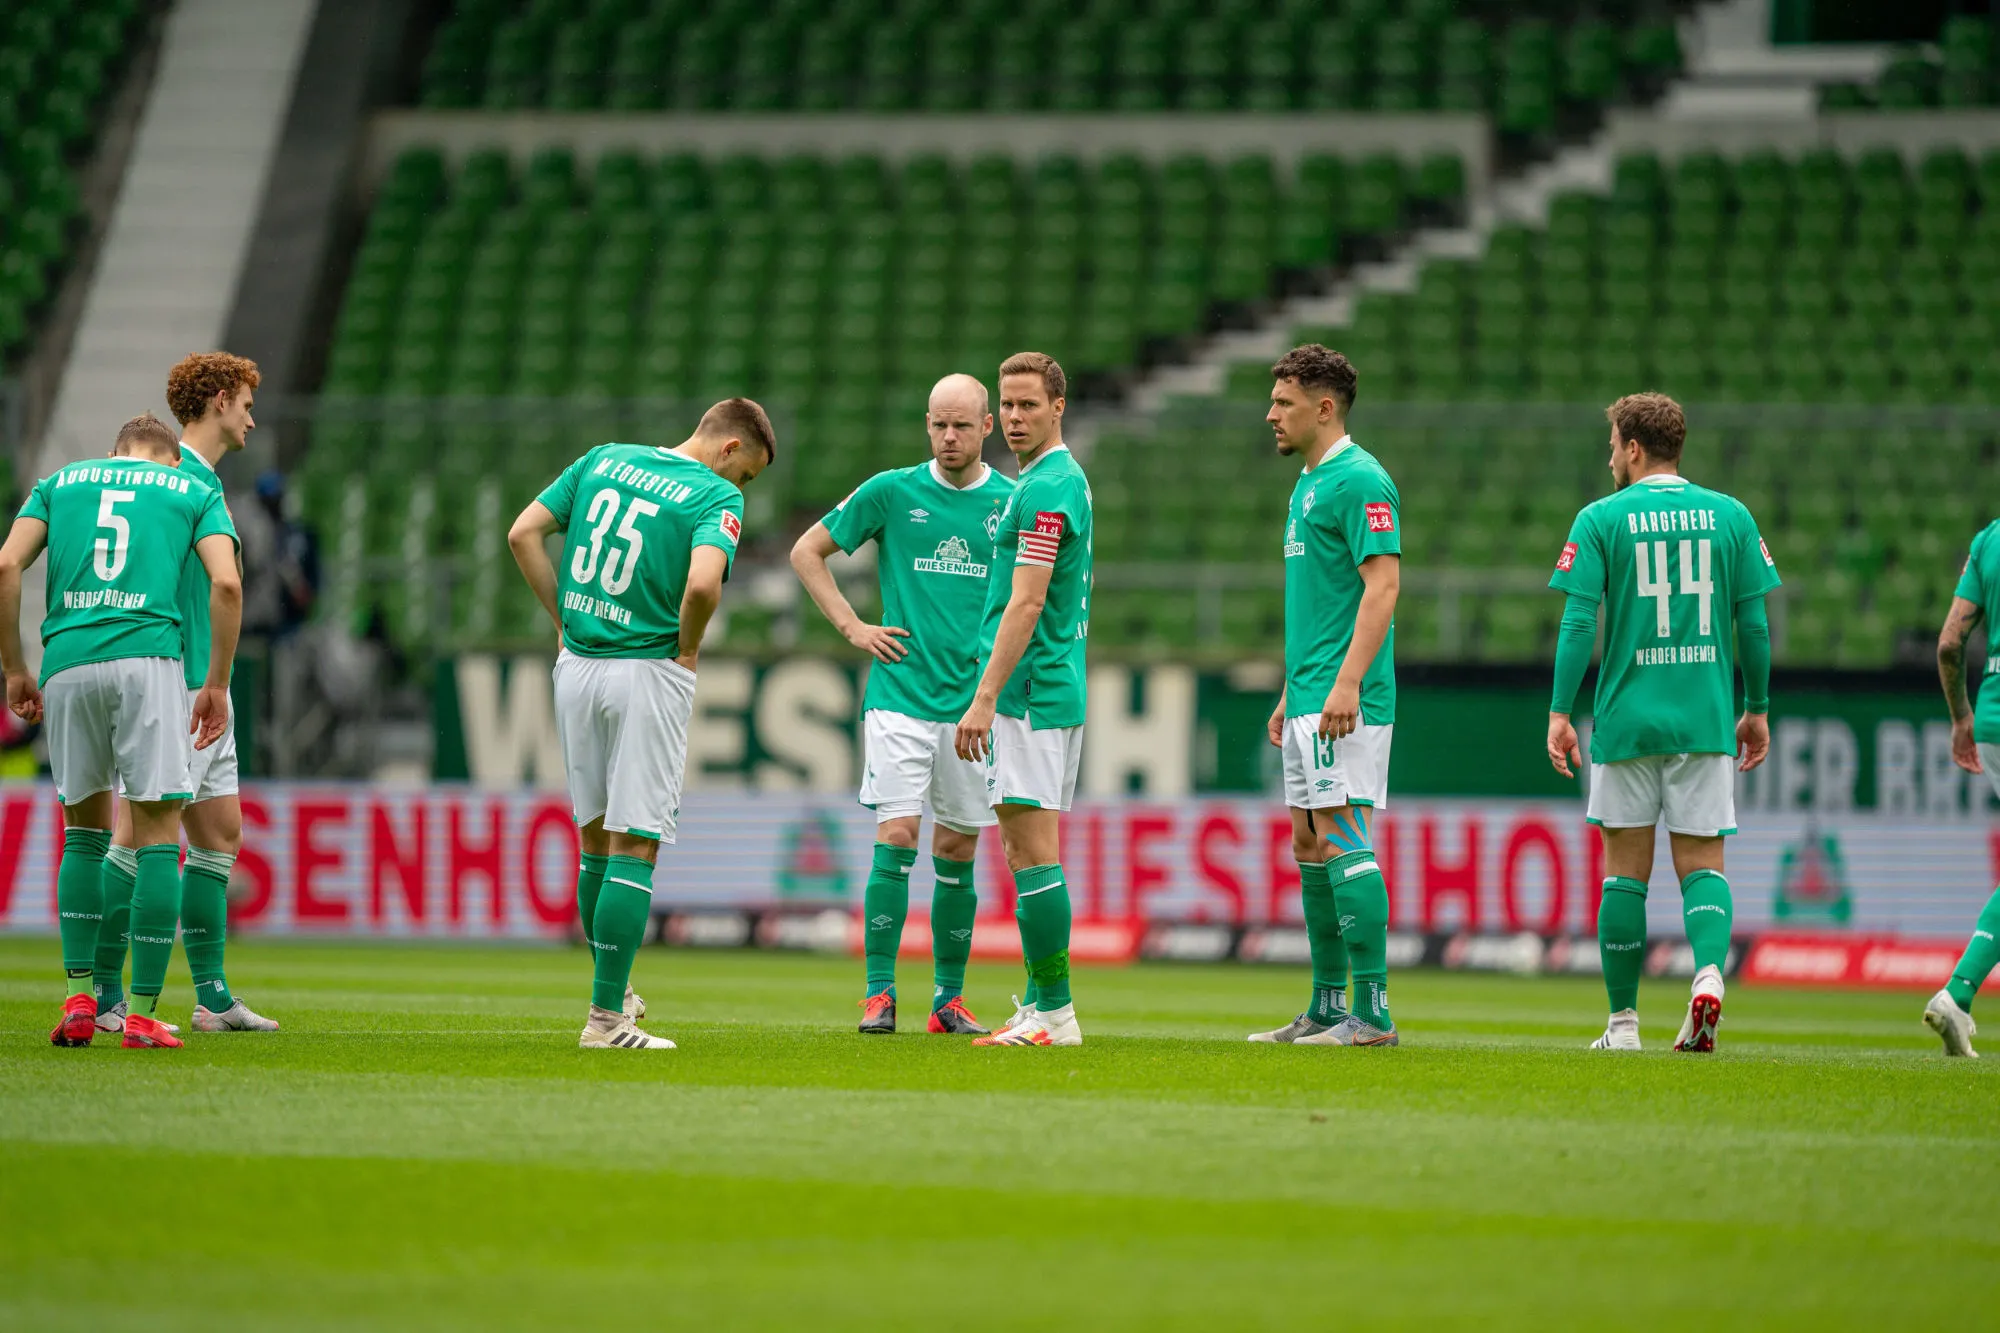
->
[579, 1005, 675, 1050]
[623, 984, 646, 1021]
[1923, 989, 1979, 1057]
[1672, 965, 1725, 1053]
[92, 1001, 179, 1036]
[1249, 1013, 1336, 1043]
[990, 994, 1036, 1039]
[192, 998, 280, 1032]
[1590, 1008, 1642, 1050]
[975, 1002, 1082, 1046]
[1296, 1015, 1399, 1046]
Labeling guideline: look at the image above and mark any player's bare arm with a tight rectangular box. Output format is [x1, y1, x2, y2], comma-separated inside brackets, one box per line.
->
[789, 522, 909, 664]
[675, 545, 728, 673]
[191, 531, 241, 751]
[0, 514, 47, 723]
[507, 500, 563, 631]
[1267, 689, 1286, 747]
[1940, 594, 1985, 774]
[955, 561, 1052, 762]
[1322, 552, 1398, 740]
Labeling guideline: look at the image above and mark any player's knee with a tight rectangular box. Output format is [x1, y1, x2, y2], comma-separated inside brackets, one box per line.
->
[932, 826, 978, 862]
[876, 816, 920, 850]
[1290, 829, 1323, 863]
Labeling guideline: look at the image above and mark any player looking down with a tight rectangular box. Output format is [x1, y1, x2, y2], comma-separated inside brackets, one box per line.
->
[509, 398, 773, 1050]
[2, 411, 241, 1049]
[791, 373, 1014, 1035]
[954, 352, 1091, 1048]
[1547, 393, 1776, 1054]
[1924, 518, 2000, 1056]
[1248, 344, 1402, 1048]
[93, 353, 277, 1035]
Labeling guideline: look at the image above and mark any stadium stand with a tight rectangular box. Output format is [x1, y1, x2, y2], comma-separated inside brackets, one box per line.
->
[413, 0, 1686, 130]
[0, 0, 150, 372]
[1821, 14, 1996, 109]
[1203, 141, 2000, 667]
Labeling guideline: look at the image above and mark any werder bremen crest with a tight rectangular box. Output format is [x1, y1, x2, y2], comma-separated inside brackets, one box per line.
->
[984, 507, 1001, 540]
[914, 534, 986, 576]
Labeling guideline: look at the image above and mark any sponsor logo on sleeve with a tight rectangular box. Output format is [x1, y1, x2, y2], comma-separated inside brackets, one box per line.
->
[1759, 537, 1774, 567]
[1018, 511, 1064, 566]
[719, 511, 742, 543]
[1556, 542, 1577, 572]
[1365, 502, 1396, 533]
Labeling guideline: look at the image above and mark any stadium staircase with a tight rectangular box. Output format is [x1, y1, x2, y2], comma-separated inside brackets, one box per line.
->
[34, 0, 316, 478]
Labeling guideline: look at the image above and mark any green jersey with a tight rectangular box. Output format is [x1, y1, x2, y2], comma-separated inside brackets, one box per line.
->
[1283, 437, 1400, 724]
[979, 444, 1092, 729]
[19, 456, 237, 685]
[174, 444, 233, 689]
[536, 443, 744, 659]
[1953, 520, 2000, 743]
[823, 459, 1016, 724]
[1550, 473, 1780, 763]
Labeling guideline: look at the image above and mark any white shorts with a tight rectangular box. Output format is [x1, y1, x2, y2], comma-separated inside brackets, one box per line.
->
[43, 657, 193, 805]
[1587, 752, 1737, 837]
[187, 688, 239, 804]
[860, 709, 996, 833]
[986, 712, 1082, 812]
[553, 650, 695, 843]
[1281, 714, 1392, 810]
[1980, 744, 2000, 801]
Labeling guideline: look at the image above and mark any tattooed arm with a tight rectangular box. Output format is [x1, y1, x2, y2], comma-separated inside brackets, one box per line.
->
[1940, 596, 1985, 774]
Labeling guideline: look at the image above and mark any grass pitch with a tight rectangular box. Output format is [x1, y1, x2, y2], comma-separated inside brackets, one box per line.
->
[1, 937, 1995, 1331]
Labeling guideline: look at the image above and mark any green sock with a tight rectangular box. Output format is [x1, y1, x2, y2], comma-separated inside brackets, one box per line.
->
[57, 828, 109, 997]
[863, 843, 916, 999]
[590, 855, 653, 1012]
[93, 844, 136, 1009]
[930, 855, 977, 1010]
[575, 852, 608, 948]
[1331, 848, 1391, 1028]
[128, 844, 185, 1006]
[1947, 885, 2000, 1011]
[1679, 869, 1733, 974]
[181, 846, 234, 1011]
[1598, 876, 1649, 1012]
[1300, 859, 1349, 1021]
[1014, 863, 1072, 1010]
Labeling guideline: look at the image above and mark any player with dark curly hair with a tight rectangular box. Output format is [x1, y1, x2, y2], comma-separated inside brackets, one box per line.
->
[95, 352, 279, 1035]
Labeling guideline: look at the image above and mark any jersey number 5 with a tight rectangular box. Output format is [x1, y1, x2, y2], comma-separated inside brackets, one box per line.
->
[94, 490, 134, 581]
[570, 491, 661, 597]
[1634, 538, 1713, 637]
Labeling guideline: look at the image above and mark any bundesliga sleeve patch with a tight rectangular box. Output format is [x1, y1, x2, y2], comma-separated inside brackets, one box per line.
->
[719, 511, 742, 543]
[1365, 502, 1396, 533]
[1018, 511, 1064, 566]
[1759, 537, 1774, 567]
[1556, 542, 1578, 572]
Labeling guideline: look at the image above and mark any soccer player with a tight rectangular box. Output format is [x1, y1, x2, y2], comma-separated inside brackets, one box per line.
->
[1248, 344, 1402, 1048]
[791, 373, 1014, 1035]
[94, 353, 277, 1034]
[1547, 393, 1776, 1053]
[509, 398, 773, 1050]
[1923, 521, 2000, 1056]
[953, 352, 1090, 1048]
[0, 411, 240, 1048]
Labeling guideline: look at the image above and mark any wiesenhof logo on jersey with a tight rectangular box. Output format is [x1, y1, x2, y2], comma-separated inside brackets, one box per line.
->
[1284, 520, 1304, 558]
[913, 535, 986, 577]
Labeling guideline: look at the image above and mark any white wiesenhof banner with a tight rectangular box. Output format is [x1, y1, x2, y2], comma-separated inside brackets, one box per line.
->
[1, 783, 1993, 940]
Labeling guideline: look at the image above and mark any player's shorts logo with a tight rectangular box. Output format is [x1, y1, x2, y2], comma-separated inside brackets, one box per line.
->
[719, 511, 742, 543]
[1365, 502, 1395, 533]
[1556, 541, 1577, 572]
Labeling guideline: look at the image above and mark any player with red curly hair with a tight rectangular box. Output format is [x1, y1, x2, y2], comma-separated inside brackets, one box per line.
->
[95, 352, 280, 1034]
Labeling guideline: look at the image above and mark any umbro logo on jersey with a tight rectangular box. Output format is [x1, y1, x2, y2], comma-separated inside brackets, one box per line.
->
[914, 536, 985, 577]
[909, 508, 929, 522]
[1365, 502, 1395, 533]
[1556, 541, 1578, 572]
